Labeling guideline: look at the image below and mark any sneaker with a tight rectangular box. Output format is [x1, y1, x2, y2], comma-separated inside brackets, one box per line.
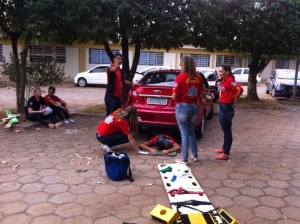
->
[191, 156, 199, 162]
[63, 120, 70, 124]
[101, 144, 113, 152]
[175, 159, 188, 165]
[68, 119, 75, 123]
[215, 153, 230, 160]
[214, 148, 224, 153]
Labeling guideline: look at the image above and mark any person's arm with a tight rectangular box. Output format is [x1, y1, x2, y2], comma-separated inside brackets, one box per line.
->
[139, 142, 157, 154]
[172, 92, 177, 101]
[28, 107, 45, 114]
[59, 99, 68, 110]
[108, 62, 120, 72]
[160, 143, 181, 155]
[127, 134, 140, 153]
[123, 79, 132, 87]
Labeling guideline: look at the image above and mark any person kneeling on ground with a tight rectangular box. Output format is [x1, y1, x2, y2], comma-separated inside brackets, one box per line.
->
[26, 87, 62, 129]
[44, 86, 75, 124]
[96, 106, 140, 153]
[139, 134, 180, 155]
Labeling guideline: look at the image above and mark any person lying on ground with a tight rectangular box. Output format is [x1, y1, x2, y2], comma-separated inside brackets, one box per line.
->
[26, 87, 62, 129]
[96, 106, 140, 153]
[139, 134, 181, 155]
[44, 86, 75, 124]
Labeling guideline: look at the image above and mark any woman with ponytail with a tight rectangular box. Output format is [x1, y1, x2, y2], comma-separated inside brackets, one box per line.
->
[96, 106, 140, 153]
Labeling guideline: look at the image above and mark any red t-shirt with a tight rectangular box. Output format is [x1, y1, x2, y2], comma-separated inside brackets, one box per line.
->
[44, 94, 61, 107]
[97, 110, 131, 136]
[219, 75, 244, 104]
[106, 64, 123, 97]
[147, 134, 176, 146]
[172, 73, 204, 104]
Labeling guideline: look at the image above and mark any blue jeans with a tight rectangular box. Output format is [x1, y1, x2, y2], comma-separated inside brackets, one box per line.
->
[96, 132, 129, 148]
[219, 102, 235, 156]
[104, 95, 121, 116]
[175, 103, 198, 162]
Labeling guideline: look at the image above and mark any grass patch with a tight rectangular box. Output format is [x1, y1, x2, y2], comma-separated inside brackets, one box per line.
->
[236, 98, 277, 106]
[79, 104, 106, 114]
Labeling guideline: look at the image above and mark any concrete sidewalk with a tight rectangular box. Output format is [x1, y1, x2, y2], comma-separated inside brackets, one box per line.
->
[0, 105, 299, 224]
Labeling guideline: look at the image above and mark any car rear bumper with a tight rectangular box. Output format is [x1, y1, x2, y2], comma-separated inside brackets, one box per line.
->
[137, 108, 178, 127]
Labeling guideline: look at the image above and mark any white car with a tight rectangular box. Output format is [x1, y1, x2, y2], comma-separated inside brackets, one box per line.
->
[232, 68, 262, 83]
[197, 68, 218, 87]
[132, 66, 171, 83]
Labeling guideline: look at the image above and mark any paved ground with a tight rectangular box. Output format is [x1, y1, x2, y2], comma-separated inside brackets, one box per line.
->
[0, 103, 300, 223]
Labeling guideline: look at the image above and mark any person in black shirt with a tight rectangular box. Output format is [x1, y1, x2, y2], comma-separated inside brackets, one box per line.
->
[26, 87, 62, 128]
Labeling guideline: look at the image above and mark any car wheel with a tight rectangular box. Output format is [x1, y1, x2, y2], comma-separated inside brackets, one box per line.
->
[194, 114, 205, 139]
[265, 85, 269, 94]
[206, 104, 213, 120]
[78, 78, 87, 87]
[271, 88, 276, 97]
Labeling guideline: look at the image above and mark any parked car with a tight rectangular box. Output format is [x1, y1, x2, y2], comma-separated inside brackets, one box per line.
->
[127, 69, 214, 139]
[133, 66, 171, 83]
[198, 69, 219, 102]
[265, 69, 300, 98]
[232, 68, 262, 83]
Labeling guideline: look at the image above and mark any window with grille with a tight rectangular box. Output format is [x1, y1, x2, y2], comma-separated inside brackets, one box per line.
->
[216, 55, 242, 68]
[0, 45, 3, 62]
[181, 53, 210, 67]
[275, 60, 289, 69]
[89, 49, 119, 64]
[30, 46, 66, 63]
[139, 51, 164, 66]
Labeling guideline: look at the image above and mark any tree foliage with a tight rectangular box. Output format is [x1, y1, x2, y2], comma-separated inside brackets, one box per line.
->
[191, 0, 300, 100]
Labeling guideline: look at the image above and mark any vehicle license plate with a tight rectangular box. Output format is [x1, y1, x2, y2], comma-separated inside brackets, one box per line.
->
[147, 97, 167, 105]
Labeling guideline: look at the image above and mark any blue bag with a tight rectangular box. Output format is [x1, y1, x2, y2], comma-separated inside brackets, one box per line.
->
[104, 152, 134, 182]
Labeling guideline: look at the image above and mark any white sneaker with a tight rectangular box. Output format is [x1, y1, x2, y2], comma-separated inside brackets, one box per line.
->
[101, 144, 113, 152]
[68, 119, 75, 123]
[63, 120, 70, 124]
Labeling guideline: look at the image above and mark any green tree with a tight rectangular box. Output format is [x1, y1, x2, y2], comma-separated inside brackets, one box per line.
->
[191, 0, 300, 100]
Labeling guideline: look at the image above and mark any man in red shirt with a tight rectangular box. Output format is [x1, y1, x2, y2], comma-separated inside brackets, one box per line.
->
[105, 53, 132, 116]
[44, 86, 75, 124]
[139, 134, 180, 155]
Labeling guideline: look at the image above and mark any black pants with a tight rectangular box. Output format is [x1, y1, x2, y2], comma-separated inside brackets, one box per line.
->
[104, 95, 121, 116]
[26, 113, 57, 127]
[96, 132, 129, 148]
[52, 105, 70, 121]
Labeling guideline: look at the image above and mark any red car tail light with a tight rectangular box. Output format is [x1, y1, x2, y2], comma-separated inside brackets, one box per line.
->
[129, 90, 139, 100]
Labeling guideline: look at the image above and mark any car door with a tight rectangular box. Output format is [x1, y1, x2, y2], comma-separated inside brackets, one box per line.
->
[233, 69, 243, 82]
[241, 68, 249, 82]
[267, 70, 276, 91]
[86, 66, 107, 84]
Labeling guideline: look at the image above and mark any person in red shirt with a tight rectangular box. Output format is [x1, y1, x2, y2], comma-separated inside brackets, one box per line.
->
[172, 55, 204, 165]
[96, 106, 140, 153]
[214, 64, 243, 160]
[139, 134, 180, 155]
[44, 86, 75, 124]
[105, 53, 132, 116]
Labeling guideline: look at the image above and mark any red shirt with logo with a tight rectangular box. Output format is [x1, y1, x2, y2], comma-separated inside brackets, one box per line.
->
[106, 64, 124, 97]
[173, 73, 204, 104]
[44, 94, 61, 107]
[97, 110, 131, 136]
[147, 134, 176, 146]
[219, 75, 243, 104]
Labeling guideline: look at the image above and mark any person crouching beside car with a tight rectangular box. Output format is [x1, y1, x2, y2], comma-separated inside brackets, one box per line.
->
[214, 64, 243, 160]
[26, 87, 62, 129]
[44, 86, 75, 124]
[96, 106, 140, 153]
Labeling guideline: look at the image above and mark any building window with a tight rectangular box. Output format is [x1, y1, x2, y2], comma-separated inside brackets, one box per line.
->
[0, 44, 3, 62]
[216, 55, 242, 68]
[89, 49, 119, 64]
[275, 60, 289, 69]
[181, 53, 210, 67]
[139, 51, 164, 66]
[30, 46, 66, 63]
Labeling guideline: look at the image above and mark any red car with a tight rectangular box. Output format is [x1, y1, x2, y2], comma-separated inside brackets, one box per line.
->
[126, 69, 214, 139]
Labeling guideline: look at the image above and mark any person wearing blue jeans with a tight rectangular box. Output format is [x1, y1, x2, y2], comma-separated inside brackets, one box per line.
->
[214, 65, 243, 160]
[172, 56, 204, 165]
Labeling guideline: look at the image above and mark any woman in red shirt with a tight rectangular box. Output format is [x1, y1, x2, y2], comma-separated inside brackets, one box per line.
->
[214, 65, 243, 160]
[96, 106, 140, 153]
[172, 55, 204, 165]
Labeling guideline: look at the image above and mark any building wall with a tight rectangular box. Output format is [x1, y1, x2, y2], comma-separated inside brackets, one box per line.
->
[65, 47, 80, 77]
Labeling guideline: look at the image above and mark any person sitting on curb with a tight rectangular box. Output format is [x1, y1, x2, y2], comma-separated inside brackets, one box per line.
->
[26, 87, 62, 129]
[139, 134, 181, 155]
[96, 106, 140, 153]
[44, 86, 75, 124]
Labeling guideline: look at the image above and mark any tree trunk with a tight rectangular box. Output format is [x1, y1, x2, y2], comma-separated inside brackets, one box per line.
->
[290, 55, 299, 100]
[103, 39, 115, 63]
[130, 37, 141, 81]
[19, 31, 33, 113]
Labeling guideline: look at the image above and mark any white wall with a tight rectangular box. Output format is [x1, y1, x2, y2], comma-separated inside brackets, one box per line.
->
[65, 47, 79, 78]
[260, 62, 273, 79]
